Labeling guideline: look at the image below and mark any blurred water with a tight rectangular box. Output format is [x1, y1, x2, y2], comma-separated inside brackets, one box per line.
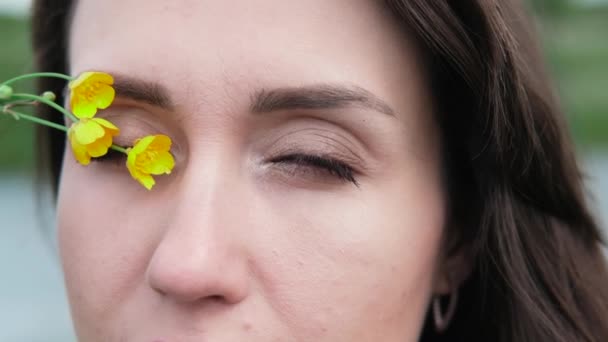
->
[0, 176, 75, 342]
[0, 0, 30, 16]
[0, 155, 606, 341]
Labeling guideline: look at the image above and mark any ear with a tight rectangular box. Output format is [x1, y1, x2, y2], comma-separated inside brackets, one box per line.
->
[432, 242, 473, 295]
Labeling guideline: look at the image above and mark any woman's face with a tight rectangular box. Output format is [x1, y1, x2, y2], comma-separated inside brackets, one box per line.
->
[58, 0, 452, 341]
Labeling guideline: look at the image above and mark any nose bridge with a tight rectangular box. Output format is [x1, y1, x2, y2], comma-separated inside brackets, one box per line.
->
[146, 150, 250, 304]
[180, 147, 239, 222]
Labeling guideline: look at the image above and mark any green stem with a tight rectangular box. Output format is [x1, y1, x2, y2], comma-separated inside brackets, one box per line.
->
[110, 145, 128, 154]
[3, 108, 68, 132]
[11, 93, 79, 123]
[3, 108, 129, 154]
[1, 72, 73, 87]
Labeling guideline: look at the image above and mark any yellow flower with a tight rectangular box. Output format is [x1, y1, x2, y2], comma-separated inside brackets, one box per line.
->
[126, 135, 175, 190]
[68, 118, 120, 165]
[69, 72, 115, 118]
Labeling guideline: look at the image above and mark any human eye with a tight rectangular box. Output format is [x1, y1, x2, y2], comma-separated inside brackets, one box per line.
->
[91, 148, 126, 167]
[268, 152, 359, 186]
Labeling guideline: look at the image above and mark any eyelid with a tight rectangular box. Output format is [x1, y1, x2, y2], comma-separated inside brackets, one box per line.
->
[268, 146, 363, 172]
[95, 107, 174, 148]
[269, 152, 359, 186]
[265, 132, 369, 176]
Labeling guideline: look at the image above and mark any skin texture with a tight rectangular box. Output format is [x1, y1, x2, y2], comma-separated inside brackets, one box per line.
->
[58, 0, 461, 341]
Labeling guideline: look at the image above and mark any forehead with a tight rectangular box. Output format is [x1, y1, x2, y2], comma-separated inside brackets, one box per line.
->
[69, 0, 427, 117]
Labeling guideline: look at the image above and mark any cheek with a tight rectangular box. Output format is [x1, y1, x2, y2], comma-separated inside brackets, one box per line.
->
[56, 159, 161, 327]
[252, 178, 445, 340]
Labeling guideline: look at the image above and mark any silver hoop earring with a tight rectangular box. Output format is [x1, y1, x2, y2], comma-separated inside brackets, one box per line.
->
[433, 289, 459, 333]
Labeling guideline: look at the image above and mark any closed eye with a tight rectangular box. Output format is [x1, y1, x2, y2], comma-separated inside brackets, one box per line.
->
[92, 148, 126, 167]
[268, 153, 359, 186]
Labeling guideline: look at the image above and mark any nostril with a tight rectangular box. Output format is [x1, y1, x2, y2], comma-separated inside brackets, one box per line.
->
[198, 294, 231, 306]
[209, 294, 223, 301]
[144, 202, 251, 306]
[146, 252, 250, 305]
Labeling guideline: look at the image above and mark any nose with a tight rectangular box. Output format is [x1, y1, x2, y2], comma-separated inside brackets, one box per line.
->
[146, 165, 251, 305]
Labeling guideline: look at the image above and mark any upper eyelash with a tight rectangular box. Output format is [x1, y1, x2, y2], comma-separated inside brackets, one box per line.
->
[269, 153, 359, 186]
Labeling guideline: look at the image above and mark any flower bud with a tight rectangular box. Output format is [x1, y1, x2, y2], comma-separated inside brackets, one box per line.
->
[0, 85, 13, 100]
[42, 91, 56, 102]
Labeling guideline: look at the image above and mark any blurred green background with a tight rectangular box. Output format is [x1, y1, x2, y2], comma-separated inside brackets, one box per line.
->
[0, 15, 35, 171]
[0, 2, 607, 172]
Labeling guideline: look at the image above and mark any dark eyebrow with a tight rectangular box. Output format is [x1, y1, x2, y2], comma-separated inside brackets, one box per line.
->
[250, 84, 395, 116]
[111, 74, 174, 110]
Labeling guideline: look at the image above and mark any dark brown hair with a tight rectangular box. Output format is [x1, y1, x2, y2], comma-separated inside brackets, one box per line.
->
[32, 0, 608, 341]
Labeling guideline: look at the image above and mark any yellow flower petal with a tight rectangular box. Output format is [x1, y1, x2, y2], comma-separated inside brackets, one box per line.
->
[73, 119, 106, 145]
[148, 134, 172, 151]
[131, 135, 155, 154]
[69, 71, 113, 89]
[86, 133, 113, 157]
[68, 117, 120, 166]
[143, 152, 175, 175]
[137, 174, 156, 191]
[70, 99, 98, 119]
[68, 129, 91, 165]
[91, 117, 119, 132]
[87, 72, 114, 85]
[126, 134, 175, 190]
[69, 71, 115, 118]
[68, 72, 89, 89]
[95, 85, 115, 110]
